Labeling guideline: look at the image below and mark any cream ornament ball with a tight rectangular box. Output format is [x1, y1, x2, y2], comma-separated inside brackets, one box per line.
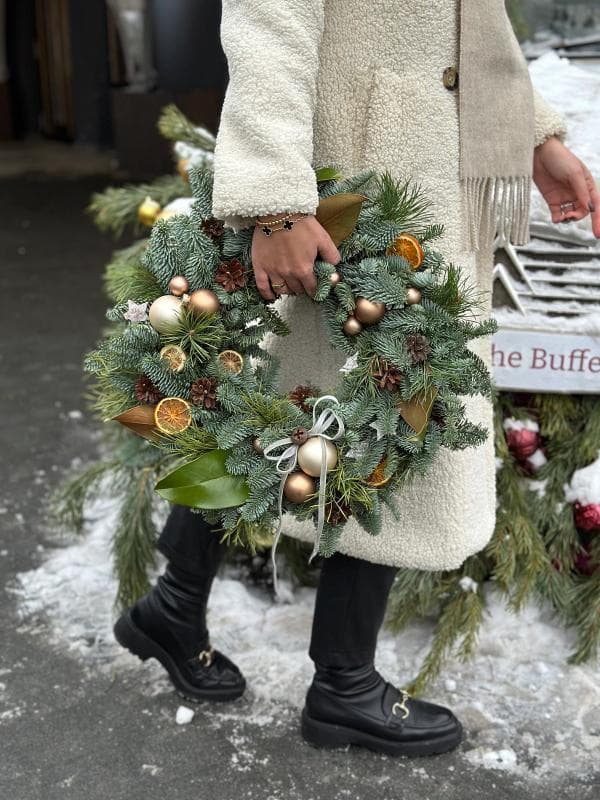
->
[297, 437, 338, 478]
[148, 295, 183, 333]
[406, 287, 422, 305]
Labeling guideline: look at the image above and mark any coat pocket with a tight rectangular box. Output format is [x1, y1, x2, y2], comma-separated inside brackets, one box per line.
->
[360, 64, 459, 189]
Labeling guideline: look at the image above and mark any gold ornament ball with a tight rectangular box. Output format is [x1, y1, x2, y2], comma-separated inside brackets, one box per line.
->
[406, 287, 422, 305]
[342, 315, 363, 336]
[169, 275, 190, 297]
[252, 437, 264, 455]
[187, 289, 221, 316]
[138, 196, 161, 227]
[283, 471, 317, 503]
[354, 297, 386, 325]
[329, 271, 341, 286]
[297, 437, 338, 478]
[148, 295, 183, 333]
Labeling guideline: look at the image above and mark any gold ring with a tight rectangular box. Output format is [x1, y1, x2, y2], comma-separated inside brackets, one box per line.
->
[271, 282, 286, 288]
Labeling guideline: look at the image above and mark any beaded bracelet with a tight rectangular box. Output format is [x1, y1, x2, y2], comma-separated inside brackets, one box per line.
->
[255, 212, 311, 236]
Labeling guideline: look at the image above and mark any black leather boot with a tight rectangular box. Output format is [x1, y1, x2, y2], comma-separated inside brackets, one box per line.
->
[301, 552, 462, 756]
[302, 663, 462, 756]
[113, 506, 246, 702]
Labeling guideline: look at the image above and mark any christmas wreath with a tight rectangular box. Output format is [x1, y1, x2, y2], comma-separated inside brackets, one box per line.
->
[86, 164, 497, 579]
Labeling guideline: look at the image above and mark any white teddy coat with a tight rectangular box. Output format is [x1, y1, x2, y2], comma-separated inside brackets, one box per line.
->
[211, 0, 566, 571]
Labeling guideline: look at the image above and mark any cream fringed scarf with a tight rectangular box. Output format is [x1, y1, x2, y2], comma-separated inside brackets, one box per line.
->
[459, 0, 535, 250]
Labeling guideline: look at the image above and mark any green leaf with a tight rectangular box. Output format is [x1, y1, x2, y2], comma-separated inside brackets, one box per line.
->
[316, 166, 344, 183]
[155, 450, 249, 509]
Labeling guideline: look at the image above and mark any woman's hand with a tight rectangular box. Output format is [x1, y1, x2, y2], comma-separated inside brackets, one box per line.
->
[251, 214, 341, 301]
[533, 136, 600, 238]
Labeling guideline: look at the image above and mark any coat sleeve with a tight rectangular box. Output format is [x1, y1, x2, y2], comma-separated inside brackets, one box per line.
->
[533, 88, 568, 148]
[210, 0, 325, 232]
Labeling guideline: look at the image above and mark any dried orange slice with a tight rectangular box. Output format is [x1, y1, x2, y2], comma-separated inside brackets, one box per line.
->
[160, 344, 187, 373]
[366, 457, 391, 487]
[386, 233, 424, 269]
[217, 349, 244, 374]
[154, 397, 192, 434]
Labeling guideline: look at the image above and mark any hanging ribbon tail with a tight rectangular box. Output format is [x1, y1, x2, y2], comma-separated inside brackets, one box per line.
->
[308, 436, 329, 565]
[270, 477, 286, 601]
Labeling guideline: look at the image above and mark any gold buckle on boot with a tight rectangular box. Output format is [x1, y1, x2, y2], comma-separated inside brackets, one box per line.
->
[391, 689, 411, 720]
[198, 646, 214, 667]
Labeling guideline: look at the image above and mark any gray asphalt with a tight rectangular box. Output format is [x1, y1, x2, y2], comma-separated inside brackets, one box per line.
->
[0, 175, 597, 800]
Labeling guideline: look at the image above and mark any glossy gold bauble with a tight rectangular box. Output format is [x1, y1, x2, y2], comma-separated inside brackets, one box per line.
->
[168, 275, 190, 296]
[342, 316, 363, 336]
[148, 295, 183, 333]
[283, 471, 317, 503]
[252, 437, 264, 455]
[354, 297, 386, 325]
[297, 437, 338, 478]
[137, 196, 161, 227]
[329, 271, 341, 286]
[187, 289, 221, 316]
[405, 287, 422, 305]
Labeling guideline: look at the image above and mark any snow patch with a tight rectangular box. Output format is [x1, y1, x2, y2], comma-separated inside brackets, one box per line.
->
[9, 493, 600, 782]
[564, 454, 600, 505]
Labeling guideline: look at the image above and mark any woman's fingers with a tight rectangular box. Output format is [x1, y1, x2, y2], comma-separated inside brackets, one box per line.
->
[318, 232, 342, 267]
[567, 164, 592, 219]
[584, 167, 600, 238]
[253, 265, 276, 301]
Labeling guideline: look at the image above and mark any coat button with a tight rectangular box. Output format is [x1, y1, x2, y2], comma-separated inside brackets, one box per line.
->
[443, 66, 459, 90]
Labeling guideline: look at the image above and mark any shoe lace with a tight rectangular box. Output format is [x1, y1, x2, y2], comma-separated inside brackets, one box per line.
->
[391, 688, 411, 719]
[197, 645, 215, 667]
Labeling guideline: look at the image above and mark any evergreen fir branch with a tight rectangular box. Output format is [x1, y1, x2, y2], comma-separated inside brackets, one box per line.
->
[88, 175, 187, 237]
[158, 104, 216, 150]
[104, 246, 162, 304]
[111, 467, 160, 611]
[160, 306, 224, 364]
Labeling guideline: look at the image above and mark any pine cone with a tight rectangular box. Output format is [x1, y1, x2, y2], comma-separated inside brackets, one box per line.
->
[134, 375, 163, 404]
[325, 500, 352, 526]
[370, 359, 404, 391]
[201, 217, 225, 240]
[288, 385, 316, 414]
[405, 333, 432, 363]
[190, 377, 218, 409]
[215, 258, 247, 292]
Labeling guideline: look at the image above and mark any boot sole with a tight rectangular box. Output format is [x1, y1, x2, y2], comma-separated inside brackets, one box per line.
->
[113, 610, 246, 703]
[301, 708, 463, 757]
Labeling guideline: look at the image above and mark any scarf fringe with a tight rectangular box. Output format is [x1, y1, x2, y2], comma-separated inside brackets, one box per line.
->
[464, 175, 532, 251]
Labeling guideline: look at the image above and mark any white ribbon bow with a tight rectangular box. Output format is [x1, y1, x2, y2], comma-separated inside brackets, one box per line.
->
[262, 395, 345, 598]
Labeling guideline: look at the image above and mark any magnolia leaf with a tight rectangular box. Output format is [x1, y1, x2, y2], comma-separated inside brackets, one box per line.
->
[155, 449, 249, 509]
[112, 404, 161, 442]
[397, 387, 438, 437]
[315, 193, 367, 246]
[315, 166, 344, 183]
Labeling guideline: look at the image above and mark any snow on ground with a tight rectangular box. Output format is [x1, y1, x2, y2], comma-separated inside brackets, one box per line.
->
[8, 493, 600, 782]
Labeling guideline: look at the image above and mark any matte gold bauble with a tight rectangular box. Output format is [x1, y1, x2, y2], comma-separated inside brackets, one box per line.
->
[168, 275, 190, 296]
[329, 271, 341, 286]
[283, 471, 317, 503]
[187, 289, 221, 316]
[354, 297, 386, 325]
[342, 316, 363, 336]
[406, 287, 422, 305]
[252, 437, 264, 455]
[297, 437, 338, 477]
[137, 196, 161, 227]
[148, 295, 183, 333]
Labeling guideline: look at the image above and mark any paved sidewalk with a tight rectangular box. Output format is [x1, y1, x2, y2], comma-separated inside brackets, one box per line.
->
[0, 176, 597, 800]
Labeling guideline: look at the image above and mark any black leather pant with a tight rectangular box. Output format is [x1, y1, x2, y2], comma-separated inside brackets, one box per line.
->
[157, 506, 398, 668]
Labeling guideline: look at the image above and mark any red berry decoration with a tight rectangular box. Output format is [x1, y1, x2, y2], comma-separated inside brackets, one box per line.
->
[505, 427, 540, 462]
[574, 502, 600, 533]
